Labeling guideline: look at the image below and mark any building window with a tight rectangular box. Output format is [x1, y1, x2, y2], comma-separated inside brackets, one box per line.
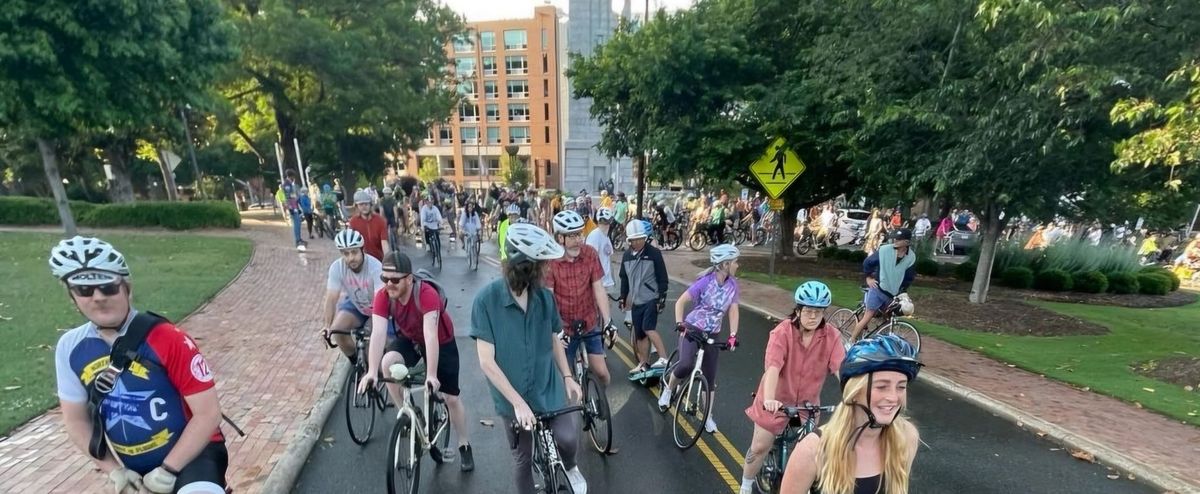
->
[486, 104, 500, 122]
[508, 103, 530, 122]
[424, 129, 435, 145]
[459, 103, 479, 123]
[484, 80, 498, 100]
[487, 158, 501, 175]
[464, 157, 481, 176]
[543, 79, 549, 97]
[503, 29, 527, 50]
[442, 158, 455, 173]
[457, 81, 476, 99]
[542, 53, 548, 74]
[482, 56, 497, 76]
[506, 80, 529, 99]
[505, 55, 528, 76]
[461, 127, 479, 144]
[545, 159, 552, 176]
[542, 28, 548, 50]
[486, 127, 501, 144]
[480, 32, 495, 52]
[544, 103, 550, 120]
[439, 127, 453, 145]
[455, 57, 476, 77]
[453, 34, 473, 53]
[509, 126, 530, 144]
[544, 126, 550, 143]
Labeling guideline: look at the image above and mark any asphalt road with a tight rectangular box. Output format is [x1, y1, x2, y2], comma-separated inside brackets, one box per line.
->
[294, 237, 1155, 494]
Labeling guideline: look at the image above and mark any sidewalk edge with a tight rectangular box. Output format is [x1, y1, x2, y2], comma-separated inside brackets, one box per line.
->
[260, 358, 348, 494]
[674, 274, 1199, 494]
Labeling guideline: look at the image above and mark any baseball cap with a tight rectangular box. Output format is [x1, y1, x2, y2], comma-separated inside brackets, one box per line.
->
[383, 251, 413, 274]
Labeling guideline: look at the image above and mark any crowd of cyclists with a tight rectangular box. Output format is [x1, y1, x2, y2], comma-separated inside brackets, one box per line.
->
[48, 177, 924, 494]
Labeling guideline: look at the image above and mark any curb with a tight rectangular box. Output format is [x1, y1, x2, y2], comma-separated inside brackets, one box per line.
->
[260, 358, 349, 494]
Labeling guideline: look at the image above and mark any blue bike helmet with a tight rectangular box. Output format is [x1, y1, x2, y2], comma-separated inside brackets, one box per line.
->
[839, 333, 921, 387]
[794, 280, 832, 308]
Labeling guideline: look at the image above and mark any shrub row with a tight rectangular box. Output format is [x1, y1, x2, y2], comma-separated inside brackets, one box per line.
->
[994, 265, 1177, 295]
[815, 247, 868, 264]
[0, 197, 240, 230]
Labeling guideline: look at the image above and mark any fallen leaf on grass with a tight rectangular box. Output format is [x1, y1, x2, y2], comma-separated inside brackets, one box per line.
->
[1134, 402, 1143, 409]
[1006, 364, 1016, 368]
[3, 386, 21, 391]
[1070, 450, 1095, 463]
[1142, 387, 1156, 393]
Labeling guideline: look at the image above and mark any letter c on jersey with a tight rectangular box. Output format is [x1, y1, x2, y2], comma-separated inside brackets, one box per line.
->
[150, 398, 168, 421]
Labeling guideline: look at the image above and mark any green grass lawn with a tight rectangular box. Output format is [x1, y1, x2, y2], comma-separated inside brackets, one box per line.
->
[0, 232, 252, 434]
[743, 270, 1200, 425]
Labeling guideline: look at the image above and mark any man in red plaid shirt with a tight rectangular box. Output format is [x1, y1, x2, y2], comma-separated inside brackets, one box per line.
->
[546, 210, 618, 388]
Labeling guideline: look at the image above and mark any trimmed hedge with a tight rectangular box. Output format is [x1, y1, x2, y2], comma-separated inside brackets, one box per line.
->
[1140, 265, 1181, 292]
[1000, 267, 1034, 289]
[1136, 273, 1172, 295]
[1034, 269, 1074, 292]
[816, 246, 841, 259]
[915, 258, 940, 277]
[1073, 271, 1109, 294]
[1107, 272, 1140, 294]
[835, 248, 856, 261]
[0, 197, 240, 230]
[849, 250, 868, 263]
[955, 261, 977, 282]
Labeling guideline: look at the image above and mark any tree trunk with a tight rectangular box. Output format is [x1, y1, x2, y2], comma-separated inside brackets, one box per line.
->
[37, 138, 78, 237]
[102, 138, 136, 203]
[969, 200, 1008, 304]
[157, 148, 179, 201]
[274, 107, 299, 172]
[341, 163, 358, 204]
[635, 153, 646, 220]
[779, 200, 800, 259]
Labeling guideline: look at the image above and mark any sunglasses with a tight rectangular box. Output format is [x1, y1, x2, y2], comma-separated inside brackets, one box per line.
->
[381, 274, 411, 285]
[70, 283, 122, 298]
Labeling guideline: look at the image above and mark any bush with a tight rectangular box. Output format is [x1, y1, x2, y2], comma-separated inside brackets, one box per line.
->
[1073, 271, 1109, 294]
[999, 267, 1035, 289]
[915, 258, 940, 277]
[1034, 269, 1074, 292]
[0, 197, 239, 229]
[955, 261, 977, 282]
[849, 250, 868, 263]
[1140, 265, 1181, 291]
[0, 196, 96, 225]
[1136, 273, 1172, 295]
[816, 246, 841, 259]
[835, 248, 856, 261]
[1107, 272, 1140, 294]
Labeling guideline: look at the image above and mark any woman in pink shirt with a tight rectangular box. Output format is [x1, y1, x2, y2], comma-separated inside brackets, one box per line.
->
[737, 280, 845, 494]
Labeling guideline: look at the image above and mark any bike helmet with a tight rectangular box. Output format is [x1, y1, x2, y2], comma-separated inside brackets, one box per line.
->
[709, 244, 740, 264]
[505, 223, 565, 263]
[794, 280, 832, 308]
[353, 190, 372, 204]
[382, 187, 393, 195]
[839, 334, 921, 387]
[552, 210, 585, 234]
[505, 204, 521, 216]
[595, 207, 614, 222]
[625, 219, 649, 240]
[890, 228, 913, 242]
[896, 293, 915, 316]
[334, 229, 365, 250]
[563, 197, 577, 208]
[49, 236, 130, 285]
[322, 183, 331, 192]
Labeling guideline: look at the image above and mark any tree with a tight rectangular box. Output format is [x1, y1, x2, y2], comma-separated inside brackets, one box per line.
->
[1112, 61, 1200, 183]
[501, 153, 530, 189]
[0, 0, 236, 233]
[418, 157, 440, 185]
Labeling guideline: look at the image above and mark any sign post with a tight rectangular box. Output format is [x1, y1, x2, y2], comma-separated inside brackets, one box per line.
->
[750, 138, 807, 276]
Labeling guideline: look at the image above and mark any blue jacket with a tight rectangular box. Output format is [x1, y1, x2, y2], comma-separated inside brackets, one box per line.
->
[298, 194, 313, 214]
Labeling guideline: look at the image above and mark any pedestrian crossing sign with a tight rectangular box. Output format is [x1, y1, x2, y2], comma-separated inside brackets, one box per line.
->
[749, 137, 806, 200]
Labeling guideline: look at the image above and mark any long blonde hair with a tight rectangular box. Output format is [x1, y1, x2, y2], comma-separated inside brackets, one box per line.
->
[816, 375, 915, 494]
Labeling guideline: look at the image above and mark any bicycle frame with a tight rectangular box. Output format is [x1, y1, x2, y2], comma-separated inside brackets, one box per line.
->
[386, 367, 449, 469]
[669, 329, 727, 399]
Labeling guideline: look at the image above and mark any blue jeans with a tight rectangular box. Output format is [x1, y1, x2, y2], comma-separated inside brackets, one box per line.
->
[290, 210, 303, 245]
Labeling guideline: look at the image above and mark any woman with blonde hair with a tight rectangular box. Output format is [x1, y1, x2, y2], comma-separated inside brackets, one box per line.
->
[780, 334, 921, 494]
[863, 208, 885, 255]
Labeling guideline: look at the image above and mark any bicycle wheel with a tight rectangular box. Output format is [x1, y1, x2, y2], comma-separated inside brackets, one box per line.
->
[386, 415, 420, 494]
[688, 232, 706, 251]
[880, 320, 921, 353]
[550, 463, 575, 494]
[672, 374, 711, 450]
[828, 308, 858, 346]
[584, 373, 613, 454]
[666, 231, 681, 251]
[796, 236, 812, 255]
[754, 446, 781, 494]
[657, 349, 679, 393]
[427, 400, 453, 463]
[345, 365, 376, 445]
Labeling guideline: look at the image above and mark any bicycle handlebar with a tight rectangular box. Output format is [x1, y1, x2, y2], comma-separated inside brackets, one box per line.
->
[510, 404, 587, 431]
[778, 404, 837, 417]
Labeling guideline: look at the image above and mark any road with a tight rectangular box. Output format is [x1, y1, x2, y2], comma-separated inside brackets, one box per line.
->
[294, 238, 1154, 494]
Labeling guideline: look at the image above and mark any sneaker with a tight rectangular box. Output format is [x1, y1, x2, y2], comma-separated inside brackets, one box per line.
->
[459, 444, 475, 472]
[705, 415, 718, 434]
[651, 357, 669, 368]
[657, 387, 673, 411]
[627, 363, 647, 377]
[565, 466, 588, 494]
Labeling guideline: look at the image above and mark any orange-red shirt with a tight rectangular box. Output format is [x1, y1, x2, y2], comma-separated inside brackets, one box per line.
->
[349, 213, 388, 261]
[744, 320, 845, 435]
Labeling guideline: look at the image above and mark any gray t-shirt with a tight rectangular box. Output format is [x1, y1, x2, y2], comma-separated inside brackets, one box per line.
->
[326, 255, 384, 315]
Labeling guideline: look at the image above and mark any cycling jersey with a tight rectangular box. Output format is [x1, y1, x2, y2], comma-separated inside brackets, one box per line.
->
[682, 272, 740, 332]
[55, 310, 223, 474]
[326, 255, 384, 315]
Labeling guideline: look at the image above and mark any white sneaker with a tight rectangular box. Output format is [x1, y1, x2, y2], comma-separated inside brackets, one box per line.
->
[705, 415, 718, 434]
[657, 388, 673, 410]
[651, 357, 669, 368]
[739, 486, 753, 494]
[566, 466, 588, 494]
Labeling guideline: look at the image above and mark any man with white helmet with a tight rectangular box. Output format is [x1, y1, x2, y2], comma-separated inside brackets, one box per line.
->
[321, 229, 385, 364]
[50, 237, 229, 494]
[548, 211, 618, 389]
[497, 203, 522, 263]
[471, 223, 588, 494]
[586, 207, 617, 289]
[619, 219, 671, 376]
[349, 189, 389, 261]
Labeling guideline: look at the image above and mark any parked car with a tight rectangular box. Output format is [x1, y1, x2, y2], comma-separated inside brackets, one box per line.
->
[948, 227, 979, 255]
[836, 209, 871, 242]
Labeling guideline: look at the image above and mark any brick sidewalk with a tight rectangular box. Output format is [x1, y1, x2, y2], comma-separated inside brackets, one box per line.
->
[661, 251, 1200, 492]
[0, 216, 339, 493]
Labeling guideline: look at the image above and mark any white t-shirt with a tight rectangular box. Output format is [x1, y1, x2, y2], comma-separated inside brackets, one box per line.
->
[586, 227, 616, 287]
[420, 204, 443, 230]
[820, 210, 836, 229]
[326, 255, 384, 315]
[914, 218, 932, 236]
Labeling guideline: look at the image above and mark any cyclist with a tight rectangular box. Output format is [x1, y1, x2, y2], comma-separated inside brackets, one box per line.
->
[380, 186, 398, 240]
[619, 219, 672, 377]
[547, 211, 618, 388]
[497, 203, 521, 263]
[419, 195, 445, 263]
[847, 228, 916, 344]
[738, 281, 845, 494]
[320, 229, 384, 365]
[349, 189, 389, 262]
[657, 244, 742, 433]
[320, 183, 340, 232]
[459, 201, 483, 257]
[586, 207, 616, 289]
[357, 252, 474, 472]
[299, 187, 316, 240]
[779, 334, 921, 494]
[470, 223, 588, 494]
[283, 170, 305, 249]
[50, 236, 228, 494]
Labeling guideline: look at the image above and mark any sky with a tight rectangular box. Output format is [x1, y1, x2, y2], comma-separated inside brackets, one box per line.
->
[440, 0, 697, 22]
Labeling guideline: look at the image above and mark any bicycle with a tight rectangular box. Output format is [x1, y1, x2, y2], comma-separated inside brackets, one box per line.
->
[424, 227, 443, 268]
[660, 325, 732, 449]
[326, 326, 390, 445]
[512, 405, 586, 494]
[464, 231, 480, 271]
[563, 322, 613, 454]
[827, 289, 921, 352]
[754, 402, 837, 494]
[382, 361, 453, 494]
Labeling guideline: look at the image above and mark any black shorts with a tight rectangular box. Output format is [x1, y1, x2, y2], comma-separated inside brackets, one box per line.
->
[631, 302, 660, 339]
[386, 337, 462, 396]
[175, 441, 228, 492]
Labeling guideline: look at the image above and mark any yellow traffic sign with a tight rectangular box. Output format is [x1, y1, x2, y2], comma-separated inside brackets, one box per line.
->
[768, 198, 784, 211]
[750, 137, 806, 200]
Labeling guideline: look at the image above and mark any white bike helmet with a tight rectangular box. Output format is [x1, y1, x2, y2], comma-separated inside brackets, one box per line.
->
[625, 219, 649, 240]
[505, 223, 565, 263]
[896, 293, 915, 316]
[382, 187, 393, 195]
[595, 207, 614, 222]
[710, 244, 740, 265]
[49, 236, 130, 285]
[552, 210, 585, 234]
[353, 190, 372, 204]
[505, 204, 521, 216]
[334, 229, 365, 250]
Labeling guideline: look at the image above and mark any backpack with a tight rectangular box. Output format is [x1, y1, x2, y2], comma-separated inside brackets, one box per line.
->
[388, 268, 449, 331]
